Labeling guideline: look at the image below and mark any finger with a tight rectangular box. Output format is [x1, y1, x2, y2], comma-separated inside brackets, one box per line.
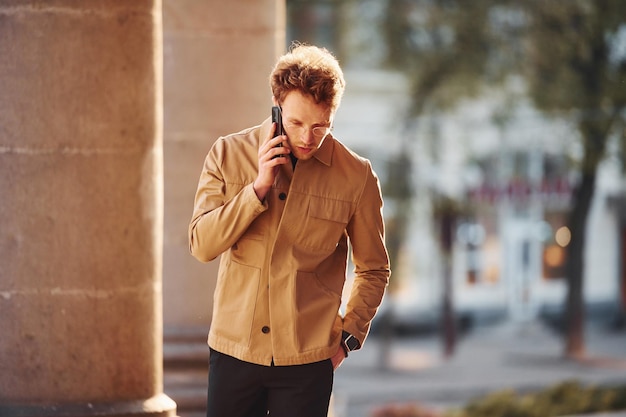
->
[270, 148, 289, 162]
[259, 146, 286, 165]
[260, 135, 282, 155]
[271, 134, 286, 147]
[270, 140, 290, 158]
[259, 142, 275, 161]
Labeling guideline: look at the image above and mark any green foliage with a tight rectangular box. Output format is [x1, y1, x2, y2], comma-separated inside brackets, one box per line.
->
[372, 402, 441, 417]
[383, 153, 414, 200]
[382, 0, 626, 168]
[370, 381, 626, 417]
[456, 380, 626, 417]
[523, 0, 626, 113]
[382, 0, 499, 113]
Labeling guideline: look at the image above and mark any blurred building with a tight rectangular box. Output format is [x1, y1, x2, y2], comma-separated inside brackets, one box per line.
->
[404, 94, 626, 329]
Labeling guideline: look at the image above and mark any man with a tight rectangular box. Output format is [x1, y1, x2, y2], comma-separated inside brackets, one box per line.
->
[189, 43, 390, 417]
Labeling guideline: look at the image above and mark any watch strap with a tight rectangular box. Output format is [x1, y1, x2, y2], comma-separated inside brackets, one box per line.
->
[341, 330, 361, 356]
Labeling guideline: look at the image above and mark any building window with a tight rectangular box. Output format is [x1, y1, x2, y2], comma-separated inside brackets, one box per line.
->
[542, 211, 569, 280]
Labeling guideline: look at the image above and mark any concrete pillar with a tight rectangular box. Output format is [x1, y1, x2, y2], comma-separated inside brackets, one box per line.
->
[0, 1, 176, 416]
[162, 0, 285, 345]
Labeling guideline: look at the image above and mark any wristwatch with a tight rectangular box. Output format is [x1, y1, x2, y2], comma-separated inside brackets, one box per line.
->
[341, 331, 360, 357]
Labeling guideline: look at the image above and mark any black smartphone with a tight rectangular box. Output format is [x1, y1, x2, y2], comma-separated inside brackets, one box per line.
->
[272, 106, 284, 137]
[271, 106, 284, 158]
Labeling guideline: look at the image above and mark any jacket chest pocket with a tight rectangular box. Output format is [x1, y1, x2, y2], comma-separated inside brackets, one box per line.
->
[297, 197, 352, 252]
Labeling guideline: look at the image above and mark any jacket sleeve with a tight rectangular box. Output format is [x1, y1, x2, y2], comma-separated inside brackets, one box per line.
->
[189, 138, 267, 263]
[343, 162, 391, 346]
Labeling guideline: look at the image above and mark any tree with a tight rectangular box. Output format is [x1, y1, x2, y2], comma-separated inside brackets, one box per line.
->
[522, 0, 626, 357]
[379, 151, 414, 367]
[383, 0, 626, 358]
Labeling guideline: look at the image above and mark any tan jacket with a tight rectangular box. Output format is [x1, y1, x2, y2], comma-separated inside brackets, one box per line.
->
[189, 118, 390, 366]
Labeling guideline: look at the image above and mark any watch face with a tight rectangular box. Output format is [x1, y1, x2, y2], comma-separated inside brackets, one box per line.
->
[346, 336, 359, 351]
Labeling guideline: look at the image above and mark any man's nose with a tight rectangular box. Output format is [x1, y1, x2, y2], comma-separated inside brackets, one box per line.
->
[301, 129, 315, 144]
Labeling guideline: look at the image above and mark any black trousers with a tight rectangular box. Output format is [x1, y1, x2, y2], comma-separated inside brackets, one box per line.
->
[207, 348, 334, 417]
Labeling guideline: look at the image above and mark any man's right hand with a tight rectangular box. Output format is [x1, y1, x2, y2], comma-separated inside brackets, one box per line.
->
[253, 123, 290, 202]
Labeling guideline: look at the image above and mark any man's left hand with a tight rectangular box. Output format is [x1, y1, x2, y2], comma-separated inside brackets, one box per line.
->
[330, 346, 346, 370]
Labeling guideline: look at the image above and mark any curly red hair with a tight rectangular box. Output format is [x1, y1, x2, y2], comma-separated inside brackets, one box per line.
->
[270, 43, 345, 112]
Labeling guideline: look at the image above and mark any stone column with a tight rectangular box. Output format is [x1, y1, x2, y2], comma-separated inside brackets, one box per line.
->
[0, 1, 176, 416]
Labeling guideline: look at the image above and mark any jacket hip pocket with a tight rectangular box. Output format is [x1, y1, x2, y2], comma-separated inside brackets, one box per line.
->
[211, 260, 260, 346]
[294, 270, 342, 352]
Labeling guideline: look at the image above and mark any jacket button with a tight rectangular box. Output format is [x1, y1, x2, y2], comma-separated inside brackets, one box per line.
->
[278, 192, 287, 200]
[262, 326, 270, 334]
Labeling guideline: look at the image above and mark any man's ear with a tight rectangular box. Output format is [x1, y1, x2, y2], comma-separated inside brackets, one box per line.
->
[272, 96, 279, 106]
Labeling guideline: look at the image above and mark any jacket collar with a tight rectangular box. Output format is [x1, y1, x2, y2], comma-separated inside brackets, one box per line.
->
[313, 133, 333, 167]
[259, 116, 334, 167]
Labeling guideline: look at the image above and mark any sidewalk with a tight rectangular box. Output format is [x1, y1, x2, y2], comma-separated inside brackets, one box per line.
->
[332, 320, 626, 417]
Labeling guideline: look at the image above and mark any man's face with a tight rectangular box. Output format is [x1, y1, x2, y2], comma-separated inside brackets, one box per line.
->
[277, 90, 334, 161]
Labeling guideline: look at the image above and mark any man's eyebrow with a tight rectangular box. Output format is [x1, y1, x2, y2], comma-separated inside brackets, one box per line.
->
[285, 117, 302, 124]
[286, 116, 330, 127]
[313, 119, 332, 127]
